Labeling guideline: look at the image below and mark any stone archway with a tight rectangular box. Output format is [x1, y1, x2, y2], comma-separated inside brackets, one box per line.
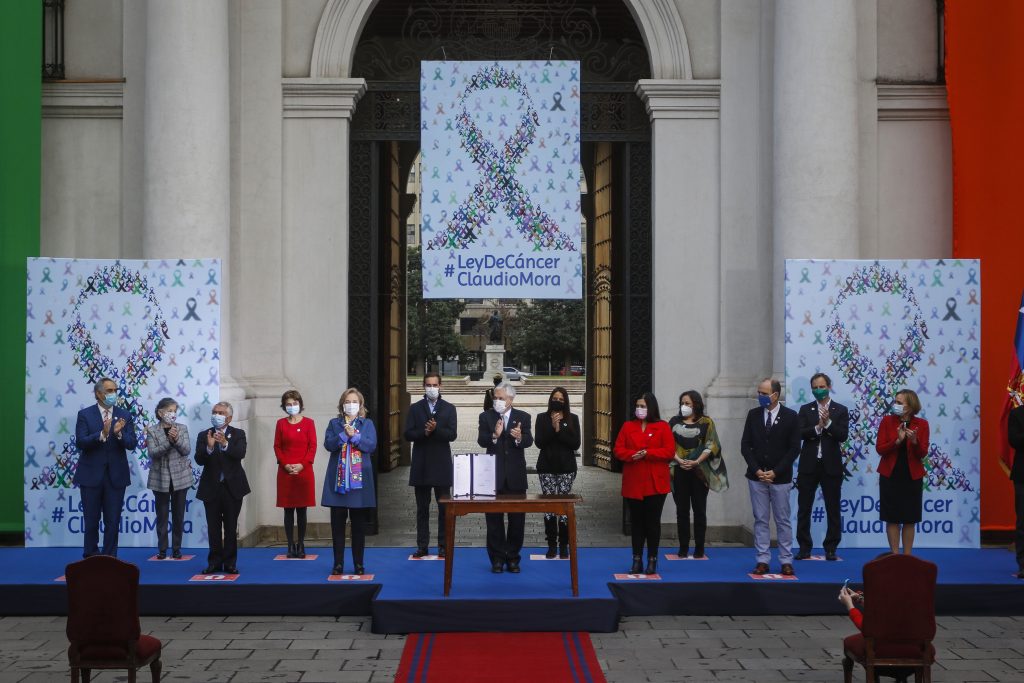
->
[309, 0, 693, 80]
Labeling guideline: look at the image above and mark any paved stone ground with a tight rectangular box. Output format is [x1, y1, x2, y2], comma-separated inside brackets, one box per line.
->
[3, 614, 1024, 681]
[5, 398, 1023, 681]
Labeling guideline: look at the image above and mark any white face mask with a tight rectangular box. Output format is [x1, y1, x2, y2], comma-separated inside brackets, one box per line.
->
[492, 399, 507, 414]
[343, 402, 360, 417]
[891, 403, 905, 416]
[285, 404, 301, 416]
[635, 407, 648, 420]
[425, 387, 440, 401]
[161, 411, 177, 424]
[211, 414, 227, 428]
[679, 404, 693, 418]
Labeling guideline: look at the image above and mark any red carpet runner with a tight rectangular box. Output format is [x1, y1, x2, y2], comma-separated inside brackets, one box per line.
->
[395, 631, 607, 682]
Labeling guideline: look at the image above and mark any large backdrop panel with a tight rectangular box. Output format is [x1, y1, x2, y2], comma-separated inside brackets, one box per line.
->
[785, 259, 981, 548]
[24, 258, 220, 548]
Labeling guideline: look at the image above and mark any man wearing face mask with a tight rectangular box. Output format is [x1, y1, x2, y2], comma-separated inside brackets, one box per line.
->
[740, 378, 801, 576]
[195, 402, 250, 574]
[796, 373, 850, 561]
[477, 382, 534, 573]
[74, 377, 138, 557]
[404, 373, 458, 558]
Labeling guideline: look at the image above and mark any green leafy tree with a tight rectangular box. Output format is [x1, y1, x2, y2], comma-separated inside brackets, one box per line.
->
[507, 299, 585, 372]
[407, 246, 466, 373]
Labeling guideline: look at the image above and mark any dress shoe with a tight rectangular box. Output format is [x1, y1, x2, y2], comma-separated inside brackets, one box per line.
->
[558, 544, 569, 560]
[296, 542, 306, 559]
[825, 550, 838, 561]
[507, 559, 521, 573]
[224, 566, 239, 575]
[353, 564, 365, 575]
[794, 549, 811, 560]
[332, 564, 344, 575]
[644, 557, 658, 575]
[491, 562, 504, 574]
[156, 551, 167, 560]
[172, 549, 182, 559]
[693, 549, 705, 559]
[677, 548, 688, 558]
[629, 555, 643, 574]
[413, 548, 429, 558]
[202, 565, 221, 575]
[781, 563, 795, 576]
[752, 562, 769, 575]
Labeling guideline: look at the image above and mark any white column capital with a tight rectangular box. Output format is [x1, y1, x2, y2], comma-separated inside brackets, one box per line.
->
[282, 78, 367, 119]
[634, 79, 721, 121]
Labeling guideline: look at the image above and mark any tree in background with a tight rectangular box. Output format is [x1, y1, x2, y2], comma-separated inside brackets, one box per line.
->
[407, 246, 466, 374]
[507, 299, 585, 373]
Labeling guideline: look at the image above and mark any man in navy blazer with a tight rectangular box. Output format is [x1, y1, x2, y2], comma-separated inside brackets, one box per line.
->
[74, 377, 138, 557]
[195, 401, 250, 574]
[740, 377, 801, 576]
[795, 373, 850, 561]
[477, 382, 533, 573]
[404, 372, 457, 558]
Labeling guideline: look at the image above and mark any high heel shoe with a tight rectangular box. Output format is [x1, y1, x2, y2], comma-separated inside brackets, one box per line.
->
[629, 555, 643, 574]
[645, 556, 658, 575]
[353, 564, 365, 575]
[331, 564, 344, 575]
[286, 543, 297, 559]
[296, 541, 306, 559]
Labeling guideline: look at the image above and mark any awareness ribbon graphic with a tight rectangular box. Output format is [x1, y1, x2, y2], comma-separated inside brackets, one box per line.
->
[827, 263, 972, 492]
[428, 64, 576, 253]
[54, 263, 170, 487]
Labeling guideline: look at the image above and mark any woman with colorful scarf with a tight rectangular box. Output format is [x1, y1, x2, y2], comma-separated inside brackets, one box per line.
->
[322, 387, 377, 575]
[668, 390, 728, 559]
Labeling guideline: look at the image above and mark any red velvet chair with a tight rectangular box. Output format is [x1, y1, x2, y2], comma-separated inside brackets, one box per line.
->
[842, 553, 937, 683]
[65, 555, 162, 683]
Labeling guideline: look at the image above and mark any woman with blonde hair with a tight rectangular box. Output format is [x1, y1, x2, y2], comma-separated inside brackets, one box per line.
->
[876, 389, 930, 555]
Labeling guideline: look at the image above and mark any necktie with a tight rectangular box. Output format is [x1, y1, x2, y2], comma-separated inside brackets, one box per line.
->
[765, 411, 772, 432]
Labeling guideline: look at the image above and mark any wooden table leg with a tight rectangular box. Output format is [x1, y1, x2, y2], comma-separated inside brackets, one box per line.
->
[567, 504, 579, 597]
[443, 505, 456, 597]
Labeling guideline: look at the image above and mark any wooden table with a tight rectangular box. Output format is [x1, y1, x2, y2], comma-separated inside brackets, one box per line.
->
[439, 493, 583, 597]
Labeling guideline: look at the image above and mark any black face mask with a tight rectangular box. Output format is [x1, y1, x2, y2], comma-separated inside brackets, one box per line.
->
[549, 400, 566, 412]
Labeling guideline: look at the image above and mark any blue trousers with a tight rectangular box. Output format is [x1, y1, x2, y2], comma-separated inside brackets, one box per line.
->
[80, 469, 126, 557]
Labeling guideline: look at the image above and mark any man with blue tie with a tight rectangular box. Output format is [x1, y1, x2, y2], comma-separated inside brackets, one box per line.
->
[73, 377, 137, 557]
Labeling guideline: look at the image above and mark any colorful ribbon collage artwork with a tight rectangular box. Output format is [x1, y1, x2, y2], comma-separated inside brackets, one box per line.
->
[420, 60, 582, 299]
[24, 258, 220, 547]
[785, 259, 981, 548]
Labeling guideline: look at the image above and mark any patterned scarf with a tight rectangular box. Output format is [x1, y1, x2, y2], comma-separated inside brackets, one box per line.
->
[334, 419, 363, 494]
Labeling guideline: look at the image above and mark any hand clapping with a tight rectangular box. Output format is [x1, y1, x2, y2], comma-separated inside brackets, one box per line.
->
[509, 421, 522, 441]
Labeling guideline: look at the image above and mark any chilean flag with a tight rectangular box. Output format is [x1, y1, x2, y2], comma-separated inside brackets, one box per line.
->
[998, 290, 1024, 474]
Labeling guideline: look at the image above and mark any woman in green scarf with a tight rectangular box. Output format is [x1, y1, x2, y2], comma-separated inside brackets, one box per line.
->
[669, 390, 728, 558]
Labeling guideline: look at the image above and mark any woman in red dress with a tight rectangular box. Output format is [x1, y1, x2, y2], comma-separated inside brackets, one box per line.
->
[274, 389, 317, 558]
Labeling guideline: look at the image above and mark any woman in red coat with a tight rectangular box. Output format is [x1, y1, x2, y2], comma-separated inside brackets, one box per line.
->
[274, 389, 317, 558]
[614, 391, 675, 575]
[875, 389, 929, 555]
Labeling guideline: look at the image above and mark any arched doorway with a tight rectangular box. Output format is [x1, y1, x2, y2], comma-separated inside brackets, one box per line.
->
[334, 0, 674, 521]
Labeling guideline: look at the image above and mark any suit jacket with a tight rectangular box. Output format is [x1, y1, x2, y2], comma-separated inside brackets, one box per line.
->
[145, 422, 193, 492]
[404, 396, 457, 487]
[73, 404, 138, 488]
[195, 425, 251, 501]
[875, 414, 929, 480]
[740, 403, 801, 484]
[477, 408, 533, 492]
[1010, 405, 1024, 483]
[797, 400, 850, 476]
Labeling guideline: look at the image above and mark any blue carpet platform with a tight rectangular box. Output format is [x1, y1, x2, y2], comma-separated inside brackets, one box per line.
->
[0, 547, 1019, 633]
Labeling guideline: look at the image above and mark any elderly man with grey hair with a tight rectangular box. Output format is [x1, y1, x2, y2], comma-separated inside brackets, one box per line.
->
[195, 401, 250, 574]
[477, 381, 533, 573]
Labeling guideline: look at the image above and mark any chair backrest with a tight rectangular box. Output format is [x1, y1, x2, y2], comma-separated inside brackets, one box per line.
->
[861, 553, 937, 643]
[65, 555, 142, 645]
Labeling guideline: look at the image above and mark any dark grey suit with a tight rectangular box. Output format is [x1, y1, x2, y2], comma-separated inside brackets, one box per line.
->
[477, 407, 533, 565]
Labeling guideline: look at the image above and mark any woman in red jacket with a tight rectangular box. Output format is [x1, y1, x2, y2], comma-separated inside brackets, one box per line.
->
[274, 389, 317, 558]
[875, 389, 929, 555]
[614, 391, 675, 575]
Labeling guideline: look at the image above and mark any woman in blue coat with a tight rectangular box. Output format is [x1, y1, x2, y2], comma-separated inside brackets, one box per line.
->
[322, 387, 377, 575]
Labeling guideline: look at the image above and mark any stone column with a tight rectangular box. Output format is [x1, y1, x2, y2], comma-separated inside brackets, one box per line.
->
[772, 0, 861, 374]
[142, 0, 239, 397]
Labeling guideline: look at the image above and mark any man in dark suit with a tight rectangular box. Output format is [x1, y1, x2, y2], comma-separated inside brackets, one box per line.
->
[740, 377, 801, 576]
[1008, 403, 1024, 579]
[477, 381, 533, 573]
[195, 401, 250, 574]
[796, 372, 850, 561]
[404, 372, 457, 557]
[73, 377, 138, 557]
